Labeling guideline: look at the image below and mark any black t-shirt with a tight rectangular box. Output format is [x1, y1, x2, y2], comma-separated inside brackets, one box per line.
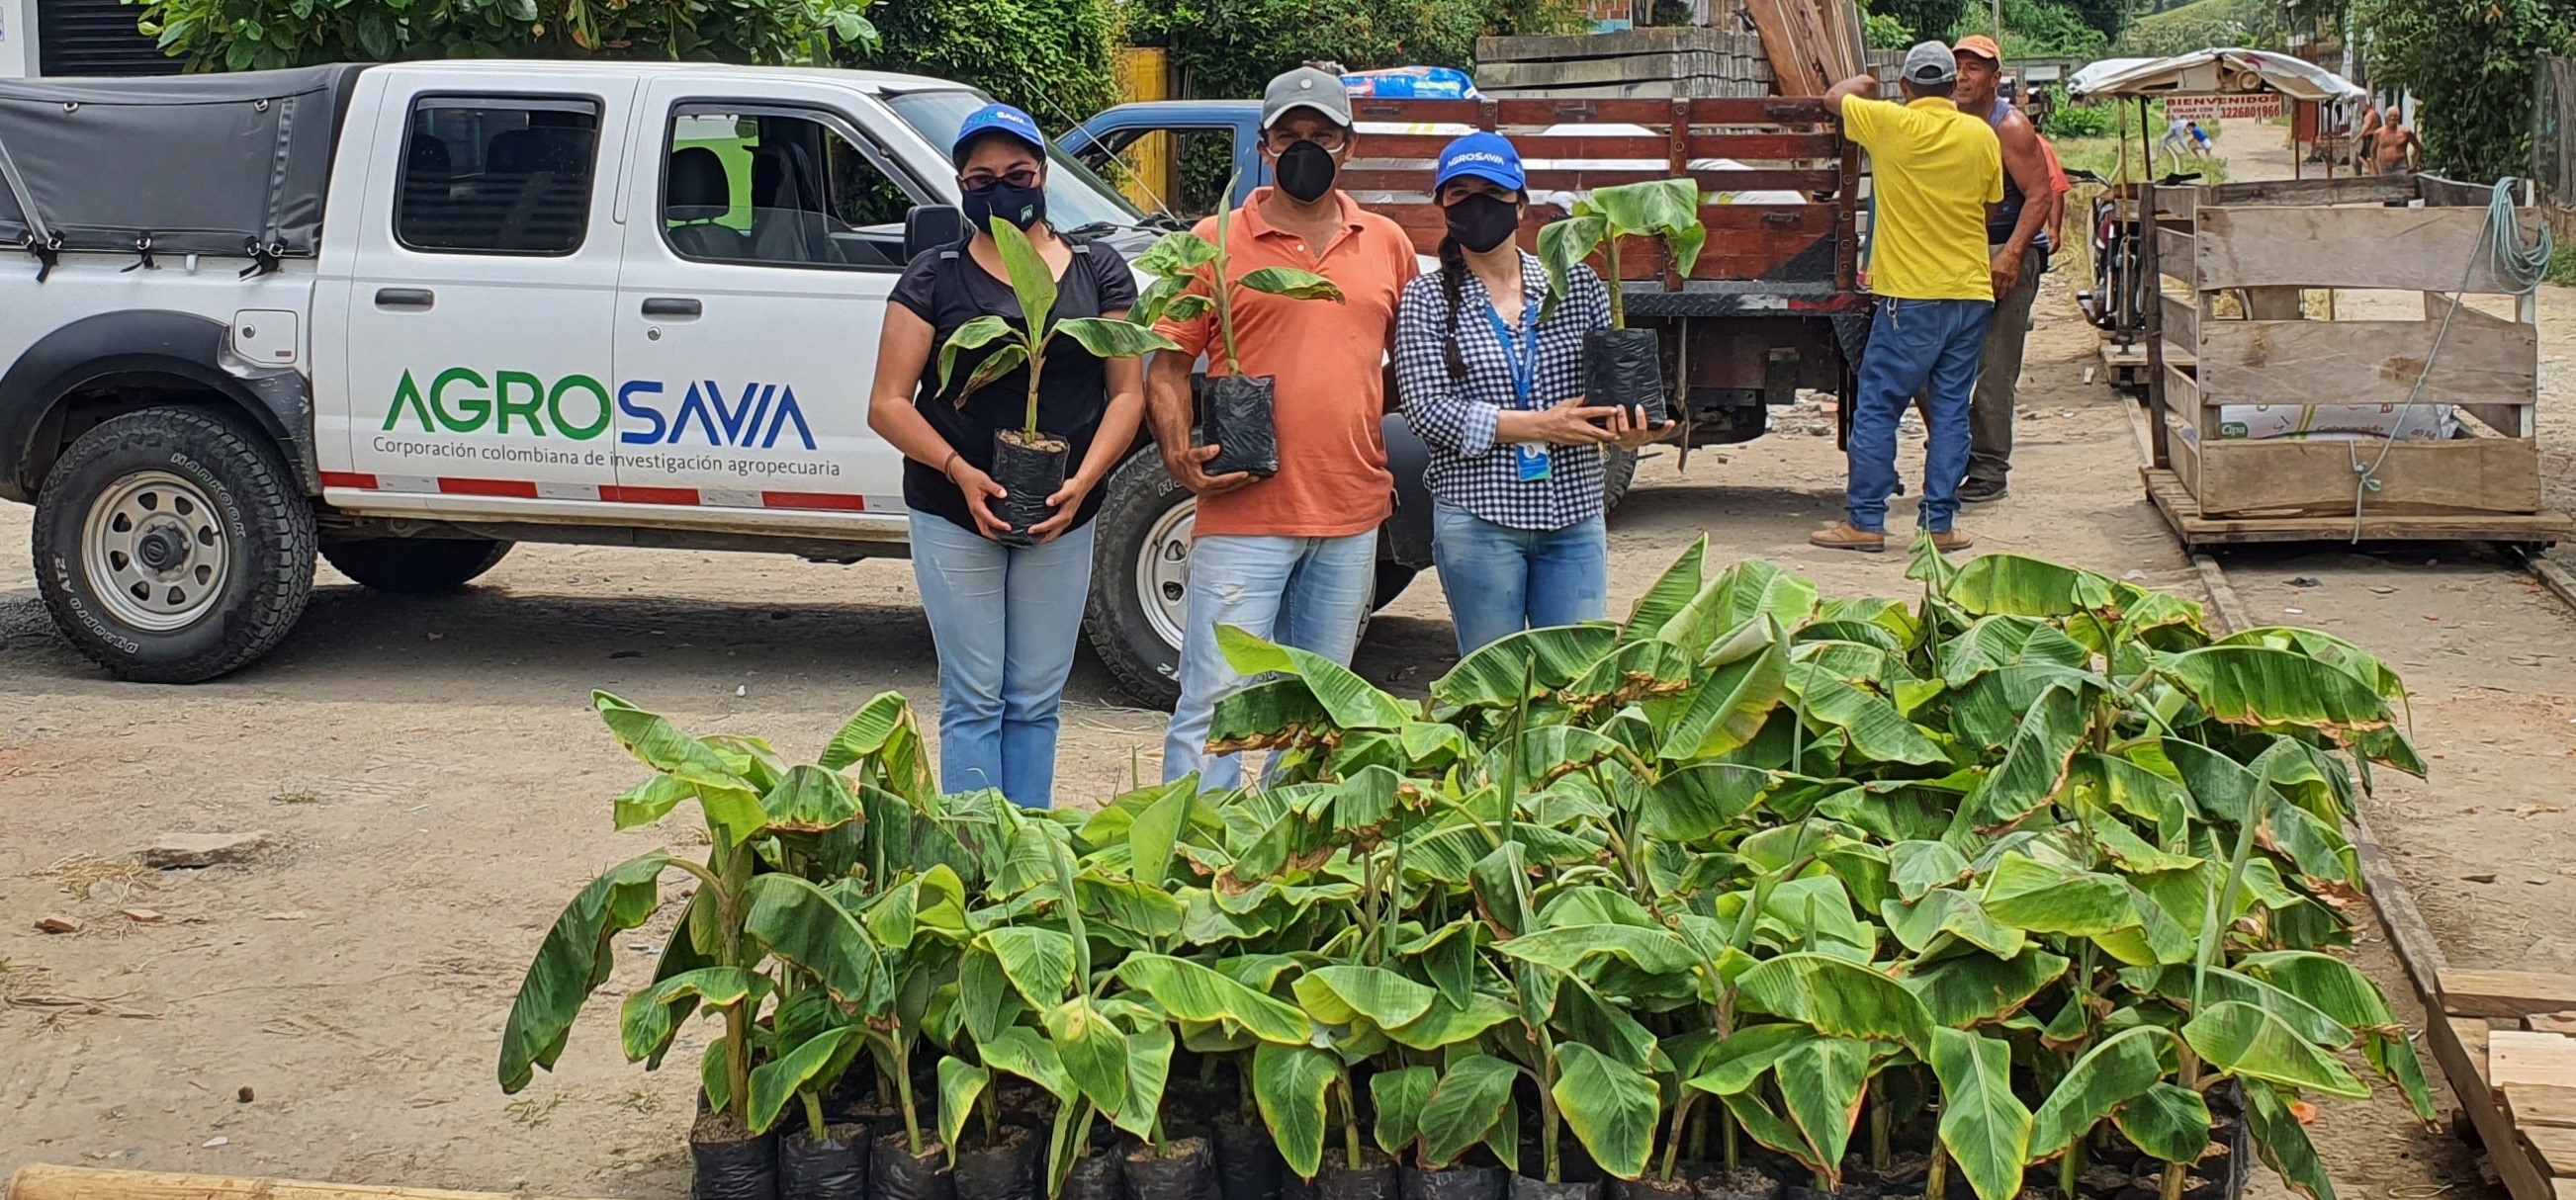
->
[890, 236, 1138, 534]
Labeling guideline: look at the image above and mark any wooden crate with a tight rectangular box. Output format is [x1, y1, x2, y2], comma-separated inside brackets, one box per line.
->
[2140, 174, 2571, 546]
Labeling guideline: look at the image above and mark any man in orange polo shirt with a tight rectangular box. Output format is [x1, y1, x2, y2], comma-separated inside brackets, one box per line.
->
[1148, 65, 1421, 790]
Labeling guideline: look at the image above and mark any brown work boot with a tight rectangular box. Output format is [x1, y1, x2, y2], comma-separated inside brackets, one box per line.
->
[1925, 527, 1975, 554]
[1809, 521, 1887, 554]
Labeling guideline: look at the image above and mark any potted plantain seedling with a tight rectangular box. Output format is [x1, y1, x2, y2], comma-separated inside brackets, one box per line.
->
[1536, 178, 1707, 426]
[941, 215, 1180, 546]
[1131, 186, 1346, 479]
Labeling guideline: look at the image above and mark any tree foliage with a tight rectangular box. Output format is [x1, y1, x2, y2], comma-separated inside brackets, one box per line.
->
[844, 0, 1121, 127]
[128, 0, 874, 71]
[1951, 0, 2109, 57]
[2358, 0, 2576, 182]
[1128, 0, 1580, 102]
[1871, 0, 1970, 44]
[2115, 0, 2288, 54]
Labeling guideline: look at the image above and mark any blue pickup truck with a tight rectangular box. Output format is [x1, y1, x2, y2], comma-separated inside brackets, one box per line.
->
[1062, 101, 1272, 214]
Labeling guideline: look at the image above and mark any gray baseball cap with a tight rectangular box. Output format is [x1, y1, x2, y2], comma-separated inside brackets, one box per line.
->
[1902, 41, 1959, 86]
[1261, 66, 1354, 130]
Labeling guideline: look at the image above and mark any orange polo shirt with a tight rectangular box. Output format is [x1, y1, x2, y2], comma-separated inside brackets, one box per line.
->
[1157, 188, 1419, 539]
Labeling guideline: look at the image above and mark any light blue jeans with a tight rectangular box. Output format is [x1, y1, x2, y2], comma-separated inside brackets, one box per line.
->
[1162, 532, 1377, 791]
[1432, 503, 1608, 655]
[909, 511, 1097, 809]
[1848, 297, 1993, 534]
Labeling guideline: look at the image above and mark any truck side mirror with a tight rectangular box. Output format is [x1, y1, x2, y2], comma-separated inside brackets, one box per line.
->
[905, 205, 965, 260]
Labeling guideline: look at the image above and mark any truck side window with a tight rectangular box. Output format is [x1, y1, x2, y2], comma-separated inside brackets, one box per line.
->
[396, 97, 601, 256]
[662, 106, 920, 271]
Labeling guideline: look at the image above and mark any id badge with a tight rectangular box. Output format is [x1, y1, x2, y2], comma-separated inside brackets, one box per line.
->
[1515, 444, 1553, 482]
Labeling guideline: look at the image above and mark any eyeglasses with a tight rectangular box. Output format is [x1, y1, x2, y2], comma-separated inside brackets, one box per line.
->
[960, 168, 1041, 193]
[1262, 128, 1349, 154]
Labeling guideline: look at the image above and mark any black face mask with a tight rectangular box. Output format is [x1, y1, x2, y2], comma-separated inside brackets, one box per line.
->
[1444, 193, 1521, 252]
[1273, 139, 1339, 203]
[963, 178, 1046, 233]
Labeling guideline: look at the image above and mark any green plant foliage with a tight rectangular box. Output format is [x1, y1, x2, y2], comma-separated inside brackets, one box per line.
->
[844, 0, 1117, 124]
[2358, 0, 2574, 181]
[130, 0, 873, 72]
[503, 541, 2432, 1200]
[937, 216, 1181, 439]
[1128, 0, 1581, 108]
[1948, 0, 2109, 58]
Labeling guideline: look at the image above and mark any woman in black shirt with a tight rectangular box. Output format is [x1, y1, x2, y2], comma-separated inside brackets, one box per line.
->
[865, 103, 1142, 810]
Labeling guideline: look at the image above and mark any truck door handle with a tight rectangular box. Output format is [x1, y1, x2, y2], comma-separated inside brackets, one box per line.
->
[642, 298, 703, 318]
[374, 288, 434, 309]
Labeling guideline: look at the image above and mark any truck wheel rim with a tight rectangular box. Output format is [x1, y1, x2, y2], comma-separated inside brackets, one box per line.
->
[82, 471, 229, 633]
[1136, 498, 1195, 652]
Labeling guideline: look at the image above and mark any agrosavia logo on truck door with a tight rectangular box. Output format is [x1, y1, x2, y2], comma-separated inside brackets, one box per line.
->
[381, 369, 816, 450]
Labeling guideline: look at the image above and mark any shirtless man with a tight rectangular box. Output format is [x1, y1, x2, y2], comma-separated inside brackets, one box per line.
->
[2373, 114, 2421, 176]
[1950, 36, 2057, 504]
[2354, 101, 2382, 173]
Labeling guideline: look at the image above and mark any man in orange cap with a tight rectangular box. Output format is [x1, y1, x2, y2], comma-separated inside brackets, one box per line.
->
[1949, 34, 2058, 505]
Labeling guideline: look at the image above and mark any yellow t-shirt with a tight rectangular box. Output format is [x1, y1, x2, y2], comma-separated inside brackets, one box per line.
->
[1843, 96, 2002, 301]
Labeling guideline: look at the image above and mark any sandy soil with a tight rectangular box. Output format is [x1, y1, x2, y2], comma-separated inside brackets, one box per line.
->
[0, 117, 2562, 1200]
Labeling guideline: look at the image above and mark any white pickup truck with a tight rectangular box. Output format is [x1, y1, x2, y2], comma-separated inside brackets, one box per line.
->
[0, 61, 1435, 701]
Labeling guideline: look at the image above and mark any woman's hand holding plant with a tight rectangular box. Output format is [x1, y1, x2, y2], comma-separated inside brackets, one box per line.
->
[1497, 395, 1623, 447]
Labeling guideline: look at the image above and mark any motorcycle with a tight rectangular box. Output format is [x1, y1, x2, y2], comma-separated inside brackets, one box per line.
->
[2069, 167, 2201, 337]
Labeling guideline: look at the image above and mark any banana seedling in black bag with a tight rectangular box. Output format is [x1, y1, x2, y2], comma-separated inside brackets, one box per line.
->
[940, 216, 1179, 547]
[1133, 182, 1347, 480]
[1537, 179, 1707, 427]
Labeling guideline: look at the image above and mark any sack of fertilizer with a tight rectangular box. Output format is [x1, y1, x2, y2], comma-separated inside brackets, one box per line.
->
[2213, 403, 2459, 443]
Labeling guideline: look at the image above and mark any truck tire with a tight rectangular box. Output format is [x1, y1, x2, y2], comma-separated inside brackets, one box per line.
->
[1085, 452, 1193, 709]
[323, 538, 513, 593]
[1602, 446, 1641, 512]
[31, 407, 315, 683]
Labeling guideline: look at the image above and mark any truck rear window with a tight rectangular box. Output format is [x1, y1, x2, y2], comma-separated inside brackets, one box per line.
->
[396, 97, 601, 256]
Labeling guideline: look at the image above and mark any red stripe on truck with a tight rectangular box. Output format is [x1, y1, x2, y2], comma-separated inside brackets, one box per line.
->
[437, 477, 540, 498]
[599, 485, 701, 505]
[760, 491, 870, 512]
[319, 471, 379, 489]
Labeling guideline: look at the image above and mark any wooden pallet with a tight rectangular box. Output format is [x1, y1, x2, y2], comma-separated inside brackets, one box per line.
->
[2342, 803, 2576, 1200]
[2140, 467, 2573, 550]
[2431, 977, 2576, 1200]
[2098, 339, 2151, 390]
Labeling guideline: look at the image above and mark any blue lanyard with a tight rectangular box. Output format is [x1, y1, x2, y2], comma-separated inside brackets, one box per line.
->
[1480, 298, 1538, 408]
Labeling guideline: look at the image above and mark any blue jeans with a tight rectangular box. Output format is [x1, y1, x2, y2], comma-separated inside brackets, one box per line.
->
[1431, 503, 1607, 655]
[909, 511, 1096, 810]
[1849, 298, 1994, 534]
[1162, 532, 1377, 791]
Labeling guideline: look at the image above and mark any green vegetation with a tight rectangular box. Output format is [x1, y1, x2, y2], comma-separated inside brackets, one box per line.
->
[127, 0, 873, 71]
[845, 0, 1120, 130]
[1132, 0, 1581, 105]
[1950, 0, 2109, 58]
[2358, 0, 2573, 183]
[501, 540, 2431, 1200]
[2115, 0, 2287, 55]
[2546, 243, 2576, 287]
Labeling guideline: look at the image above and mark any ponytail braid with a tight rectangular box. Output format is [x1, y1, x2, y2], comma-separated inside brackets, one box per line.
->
[1438, 235, 1468, 380]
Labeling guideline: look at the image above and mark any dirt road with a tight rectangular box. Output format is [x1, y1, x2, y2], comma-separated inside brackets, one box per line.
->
[2, 118, 2565, 1199]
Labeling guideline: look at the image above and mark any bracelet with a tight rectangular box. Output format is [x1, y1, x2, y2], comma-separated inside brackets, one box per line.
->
[940, 450, 960, 475]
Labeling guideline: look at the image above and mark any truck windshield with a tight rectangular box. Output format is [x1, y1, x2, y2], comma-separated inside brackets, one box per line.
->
[884, 90, 1147, 233]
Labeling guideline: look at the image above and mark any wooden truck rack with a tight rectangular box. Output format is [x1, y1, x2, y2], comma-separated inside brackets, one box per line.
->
[2135, 174, 2573, 550]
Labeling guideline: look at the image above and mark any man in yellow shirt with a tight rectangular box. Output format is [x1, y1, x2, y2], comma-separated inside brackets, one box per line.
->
[1811, 42, 2003, 555]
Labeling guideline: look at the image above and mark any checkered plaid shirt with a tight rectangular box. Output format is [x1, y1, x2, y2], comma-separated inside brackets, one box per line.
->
[1394, 252, 1614, 531]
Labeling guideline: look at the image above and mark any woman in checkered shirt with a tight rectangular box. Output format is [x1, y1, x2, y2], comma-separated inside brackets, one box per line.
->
[1394, 133, 1666, 655]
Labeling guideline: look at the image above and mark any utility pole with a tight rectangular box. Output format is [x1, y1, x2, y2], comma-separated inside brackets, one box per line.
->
[1992, 0, 2003, 45]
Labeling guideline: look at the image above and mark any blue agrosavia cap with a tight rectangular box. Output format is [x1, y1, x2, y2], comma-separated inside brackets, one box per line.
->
[952, 102, 1047, 165]
[1435, 132, 1526, 193]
